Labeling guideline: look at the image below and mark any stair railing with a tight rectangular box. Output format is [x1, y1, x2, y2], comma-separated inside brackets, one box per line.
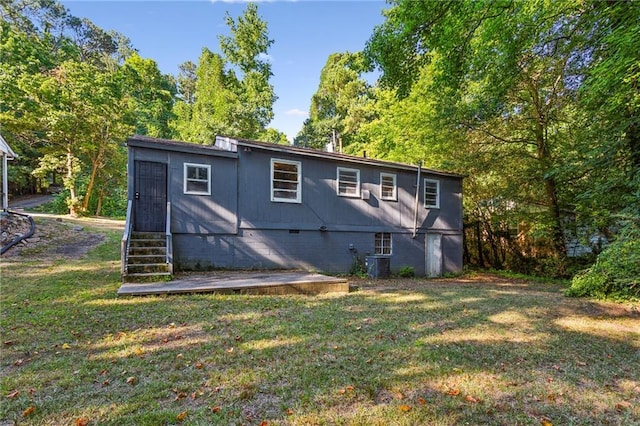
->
[121, 199, 133, 278]
[165, 201, 173, 275]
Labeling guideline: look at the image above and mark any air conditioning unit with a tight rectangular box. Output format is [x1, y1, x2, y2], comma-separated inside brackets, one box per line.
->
[365, 256, 390, 278]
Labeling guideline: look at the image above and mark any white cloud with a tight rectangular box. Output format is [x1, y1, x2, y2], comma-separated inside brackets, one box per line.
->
[285, 108, 308, 117]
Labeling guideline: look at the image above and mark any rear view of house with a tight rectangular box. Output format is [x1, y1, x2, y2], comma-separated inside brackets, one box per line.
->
[122, 135, 463, 280]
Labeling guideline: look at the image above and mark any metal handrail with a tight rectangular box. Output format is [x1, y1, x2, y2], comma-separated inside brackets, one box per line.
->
[165, 201, 173, 275]
[121, 199, 133, 277]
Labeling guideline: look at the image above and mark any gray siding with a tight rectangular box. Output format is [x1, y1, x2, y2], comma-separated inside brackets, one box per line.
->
[236, 148, 462, 234]
[170, 153, 237, 234]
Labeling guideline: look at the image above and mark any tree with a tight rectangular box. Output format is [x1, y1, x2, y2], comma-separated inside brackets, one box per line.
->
[300, 52, 374, 150]
[177, 60, 197, 104]
[218, 2, 276, 139]
[121, 53, 176, 138]
[364, 0, 605, 273]
[170, 3, 278, 142]
[30, 61, 132, 215]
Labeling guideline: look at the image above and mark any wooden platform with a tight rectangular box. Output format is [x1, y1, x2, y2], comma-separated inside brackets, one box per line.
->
[117, 271, 350, 296]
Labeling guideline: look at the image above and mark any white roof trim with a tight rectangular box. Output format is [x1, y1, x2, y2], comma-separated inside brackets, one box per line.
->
[0, 134, 17, 159]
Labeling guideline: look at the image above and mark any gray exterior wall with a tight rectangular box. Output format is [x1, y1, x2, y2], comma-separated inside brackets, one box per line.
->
[127, 136, 464, 276]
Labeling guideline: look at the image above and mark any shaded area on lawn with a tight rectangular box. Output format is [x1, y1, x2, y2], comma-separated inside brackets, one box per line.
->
[1, 217, 639, 425]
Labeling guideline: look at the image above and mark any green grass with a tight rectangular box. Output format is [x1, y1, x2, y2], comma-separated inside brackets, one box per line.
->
[1, 220, 639, 425]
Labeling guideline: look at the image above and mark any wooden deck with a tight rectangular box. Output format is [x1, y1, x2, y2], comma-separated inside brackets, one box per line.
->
[118, 271, 350, 296]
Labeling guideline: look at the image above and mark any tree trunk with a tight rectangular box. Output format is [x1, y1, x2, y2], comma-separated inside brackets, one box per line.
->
[65, 148, 78, 217]
[95, 185, 104, 216]
[534, 112, 567, 273]
[82, 155, 102, 213]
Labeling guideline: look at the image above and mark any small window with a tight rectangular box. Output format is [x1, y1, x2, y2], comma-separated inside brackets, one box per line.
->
[424, 178, 440, 208]
[380, 173, 397, 201]
[375, 232, 392, 255]
[184, 163, 211, 195]
[271, 159, 301, 203]
[337, 167, 360, 197]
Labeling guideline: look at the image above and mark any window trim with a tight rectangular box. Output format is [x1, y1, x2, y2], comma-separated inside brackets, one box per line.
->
[337, 167, 361, 198]
[374, 232, 393, 255]
[271, 158, 302, 203]
[380, 172, 397, 201]
[424, 178, 440, 209]
[183, 162, 211, 195]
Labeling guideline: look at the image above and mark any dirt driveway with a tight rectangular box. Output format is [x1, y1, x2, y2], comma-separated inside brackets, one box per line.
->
[1, 213, 124, 260]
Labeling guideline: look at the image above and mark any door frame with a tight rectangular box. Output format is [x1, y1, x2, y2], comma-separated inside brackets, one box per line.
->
[133, 160, 167, 232]
[425, 233, 443, 277]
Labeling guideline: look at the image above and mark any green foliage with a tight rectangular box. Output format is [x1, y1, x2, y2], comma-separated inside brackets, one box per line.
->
[297, 52, 374, 150]
[120, 53, 176, 138]
[349, 254, 367, 277]
[397, 265, 415, 278]
[363, 0, 640, 281]
[172, 3, 276, 143]
[566, 221, 640, 301]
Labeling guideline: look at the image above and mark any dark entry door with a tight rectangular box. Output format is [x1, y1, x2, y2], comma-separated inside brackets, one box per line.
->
[134, 161, 167, 232]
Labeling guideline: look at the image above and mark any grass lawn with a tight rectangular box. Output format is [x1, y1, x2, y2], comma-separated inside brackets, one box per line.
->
[1, 217, 639, 425]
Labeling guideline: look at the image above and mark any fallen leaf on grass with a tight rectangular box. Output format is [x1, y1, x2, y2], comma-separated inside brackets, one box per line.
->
[540, 419, 553, 426]
[465, 395, 481, 403]
[75, 418, 89, 426]
[211, 406, 221, 413]
[399, 405, 411, 412]
[23, 406, 35, 417]
[176, 411, 187, 421]
[616, 401, 631, 411]
[6, 390, 19, 399]
[62, 343, 71, 349]
[285, 408, 293, 415]
[126, 376, 136, 386]
[14, 359, 24, 366]
[446, 388, 460, 396]
[259, 422, 269, 426]
[195, 362, 204, 369]
[417, 397, 426, 405]
[4, 340, 14, 346]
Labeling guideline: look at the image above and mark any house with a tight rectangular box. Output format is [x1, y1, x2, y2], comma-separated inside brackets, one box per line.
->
[122, 135, 463, 280]
[0, 133, 18, 211]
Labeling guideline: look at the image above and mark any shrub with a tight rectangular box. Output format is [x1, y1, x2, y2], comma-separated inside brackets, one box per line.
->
[398, 266, 415, 278]
[566, 222, 640, 301]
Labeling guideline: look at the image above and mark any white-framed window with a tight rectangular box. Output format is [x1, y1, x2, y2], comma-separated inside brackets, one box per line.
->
[337, 167, 360, 197]
[424, 178, 440, 208]
[184, 163, 211, 195]
[375, 232, 392, 255]
[380, 172, 397, 201]
[271, 158, 302, 203]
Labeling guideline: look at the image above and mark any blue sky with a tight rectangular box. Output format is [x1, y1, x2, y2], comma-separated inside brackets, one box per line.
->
[60, 0, 389, 142]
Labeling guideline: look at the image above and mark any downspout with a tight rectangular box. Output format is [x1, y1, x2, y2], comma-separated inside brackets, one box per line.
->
[412, 161, 422, 238]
